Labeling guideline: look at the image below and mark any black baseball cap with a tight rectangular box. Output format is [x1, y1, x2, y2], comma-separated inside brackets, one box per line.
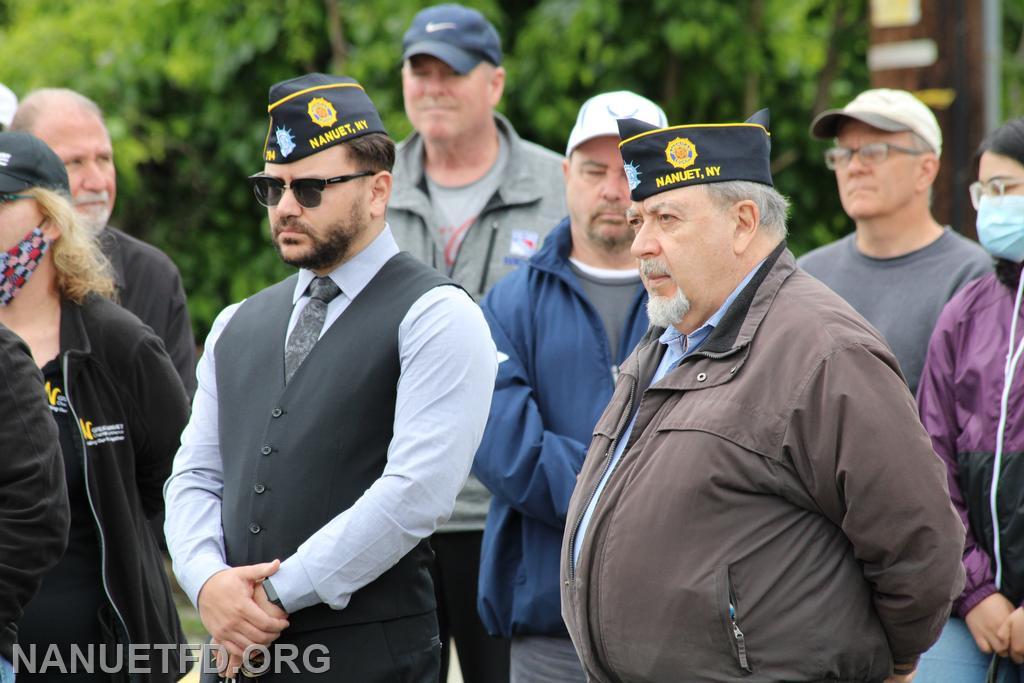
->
[402, 4, 502, 75]
[0, 131, 70, 194]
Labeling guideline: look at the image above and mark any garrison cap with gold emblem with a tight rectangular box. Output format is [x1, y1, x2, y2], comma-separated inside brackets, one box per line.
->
[263, 73, 388, 163]
[617, 109, 773, 201]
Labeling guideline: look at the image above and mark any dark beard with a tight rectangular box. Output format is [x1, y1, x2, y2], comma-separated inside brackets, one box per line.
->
[585, 204, 632, 252]
[272, 200, 363, 271]
[588, 225, 633, 252]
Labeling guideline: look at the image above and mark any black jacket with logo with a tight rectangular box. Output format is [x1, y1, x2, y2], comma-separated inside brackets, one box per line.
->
[0, 324, 70, 661]
[58, 295, 189, 679]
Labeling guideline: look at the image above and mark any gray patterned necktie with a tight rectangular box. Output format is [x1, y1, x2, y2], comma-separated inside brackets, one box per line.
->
[284, 276, 342, 383]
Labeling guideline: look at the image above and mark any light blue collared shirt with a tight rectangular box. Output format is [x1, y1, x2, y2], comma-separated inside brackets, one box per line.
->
[572, 260, 765, 566]
[164, 226, 498, 612]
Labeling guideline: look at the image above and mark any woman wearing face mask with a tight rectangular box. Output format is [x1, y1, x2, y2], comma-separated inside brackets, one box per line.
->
[0, 131, 189, 681]
[916, 117, 1024, 682]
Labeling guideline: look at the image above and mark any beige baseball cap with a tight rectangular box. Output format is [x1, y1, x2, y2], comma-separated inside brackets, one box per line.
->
[810, 88, 942, 157]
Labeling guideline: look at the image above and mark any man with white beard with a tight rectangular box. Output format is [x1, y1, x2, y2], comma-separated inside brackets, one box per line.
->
[560, 111, 966, 682]
[11, 88, 196, 396]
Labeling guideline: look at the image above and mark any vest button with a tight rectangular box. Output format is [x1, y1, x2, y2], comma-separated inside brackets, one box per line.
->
[261, 445, 272, 455]
[697, 372, 708, 382]
[271, 408, 283, 418]
[254, 483, 266, 494]
[249, 522, 261, 534]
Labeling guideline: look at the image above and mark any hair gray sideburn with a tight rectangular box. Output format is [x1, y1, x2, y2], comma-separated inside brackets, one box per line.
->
[705, 180, 790, 239]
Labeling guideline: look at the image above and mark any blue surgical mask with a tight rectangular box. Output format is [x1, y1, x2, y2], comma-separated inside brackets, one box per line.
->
[977, 195, 1024, 262]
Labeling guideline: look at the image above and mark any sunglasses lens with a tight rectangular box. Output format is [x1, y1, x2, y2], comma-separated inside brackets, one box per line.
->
[291, 180, 323, 209]
[252, 178, 283, 207]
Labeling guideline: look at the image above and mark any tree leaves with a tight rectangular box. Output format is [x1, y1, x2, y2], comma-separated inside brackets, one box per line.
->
[0, 0, 1019, 339]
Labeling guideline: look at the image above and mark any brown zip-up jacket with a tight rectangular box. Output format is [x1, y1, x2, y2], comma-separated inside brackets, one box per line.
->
[560, 245, 965, 683]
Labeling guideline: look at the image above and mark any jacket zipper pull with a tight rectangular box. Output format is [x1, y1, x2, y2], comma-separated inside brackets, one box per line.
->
[730, 603, 753, 673]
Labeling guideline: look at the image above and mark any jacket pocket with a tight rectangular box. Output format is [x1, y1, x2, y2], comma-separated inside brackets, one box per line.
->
[716, 565, 754, 674]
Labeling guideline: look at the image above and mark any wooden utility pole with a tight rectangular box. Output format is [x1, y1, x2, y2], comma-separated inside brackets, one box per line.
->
[868, 0, 997, 239]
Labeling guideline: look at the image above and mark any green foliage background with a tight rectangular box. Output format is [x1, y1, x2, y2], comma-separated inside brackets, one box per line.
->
[0, 0, 1020, 340]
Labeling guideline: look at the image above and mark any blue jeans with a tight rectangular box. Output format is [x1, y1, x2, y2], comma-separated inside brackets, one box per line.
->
[0, 655, 14, 683]
[917, 616, 1023, 682]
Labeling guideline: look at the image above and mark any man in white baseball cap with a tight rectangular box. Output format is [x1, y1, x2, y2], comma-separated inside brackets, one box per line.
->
[799, 88, 990, 395]
[472, 90, 665, 683]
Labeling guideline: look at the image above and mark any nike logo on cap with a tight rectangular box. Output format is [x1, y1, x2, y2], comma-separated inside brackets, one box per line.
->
[425, 21, 457, 32]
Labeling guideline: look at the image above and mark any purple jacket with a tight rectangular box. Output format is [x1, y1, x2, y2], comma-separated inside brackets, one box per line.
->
[918, 272, 1024, 618]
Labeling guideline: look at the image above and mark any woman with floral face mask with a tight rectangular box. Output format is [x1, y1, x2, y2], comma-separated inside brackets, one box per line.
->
[917, 117, 1024, 682]
[0, 131, 189, 682]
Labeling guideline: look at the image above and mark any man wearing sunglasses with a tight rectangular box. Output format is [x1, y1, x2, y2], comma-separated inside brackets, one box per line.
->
[164, 73, 497, 683]
[799, 88, 990, 395]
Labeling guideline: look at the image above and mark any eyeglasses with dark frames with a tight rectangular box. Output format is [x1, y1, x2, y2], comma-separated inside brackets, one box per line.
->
[824, 143, 926, 170]
[0, 193, 31, 203]
[969, 177, 1024, 210]
[247, 172, 375, 208]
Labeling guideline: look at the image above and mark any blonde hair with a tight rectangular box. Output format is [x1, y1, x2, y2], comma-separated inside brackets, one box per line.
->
[28, 187, 116, 303]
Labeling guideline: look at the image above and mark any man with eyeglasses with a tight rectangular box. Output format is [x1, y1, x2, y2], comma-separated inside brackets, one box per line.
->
[799, 88, 990, 395]
[164, 73, 497, 682]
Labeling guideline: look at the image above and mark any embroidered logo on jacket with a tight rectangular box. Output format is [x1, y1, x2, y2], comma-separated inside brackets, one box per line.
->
[78, 419, 126, 446]
[44, 381, 69, 414]
[503, 230, 540, 267]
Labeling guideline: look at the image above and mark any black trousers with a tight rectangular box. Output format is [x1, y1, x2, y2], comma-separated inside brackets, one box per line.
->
[429, 531, 509, 683]
[199, 611, 439, 682]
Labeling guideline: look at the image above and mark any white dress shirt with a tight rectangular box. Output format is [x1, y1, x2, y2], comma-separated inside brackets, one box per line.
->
[164, 226, 497, 612]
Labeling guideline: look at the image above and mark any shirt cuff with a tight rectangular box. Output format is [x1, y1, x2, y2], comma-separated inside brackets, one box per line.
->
[180, 554, 233, 608]
[270, 555, 322, 613]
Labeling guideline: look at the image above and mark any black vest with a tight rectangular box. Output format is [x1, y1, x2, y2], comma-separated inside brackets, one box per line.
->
[215, 252, 452, 632]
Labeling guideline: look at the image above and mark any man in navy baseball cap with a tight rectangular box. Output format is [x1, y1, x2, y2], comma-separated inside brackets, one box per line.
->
[401, 3, 502, 74]
[390, 6, 569, 683]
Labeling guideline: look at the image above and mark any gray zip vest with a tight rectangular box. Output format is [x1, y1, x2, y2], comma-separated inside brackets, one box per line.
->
[215, 252, 452, 632]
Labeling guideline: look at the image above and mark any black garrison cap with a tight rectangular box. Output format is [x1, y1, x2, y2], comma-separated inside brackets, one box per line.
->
[617, 109, 773, 201]
[263, 73, 388, 163]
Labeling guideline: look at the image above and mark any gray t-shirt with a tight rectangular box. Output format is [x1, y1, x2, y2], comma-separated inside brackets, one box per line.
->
[569, 258, 642, 362]
[798, 228, 992, 394]
[425, 133, 509, 271]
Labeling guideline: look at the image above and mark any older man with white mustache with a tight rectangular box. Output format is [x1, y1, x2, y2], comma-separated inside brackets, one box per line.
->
[12, 88, 196, 397]
[72, 189, 114, 231]
[638, 257, 690, 327]
[561, 110, 966, 683]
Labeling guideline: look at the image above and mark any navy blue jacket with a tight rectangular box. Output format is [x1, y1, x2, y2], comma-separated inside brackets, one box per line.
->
[473, 218, 649, 637]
